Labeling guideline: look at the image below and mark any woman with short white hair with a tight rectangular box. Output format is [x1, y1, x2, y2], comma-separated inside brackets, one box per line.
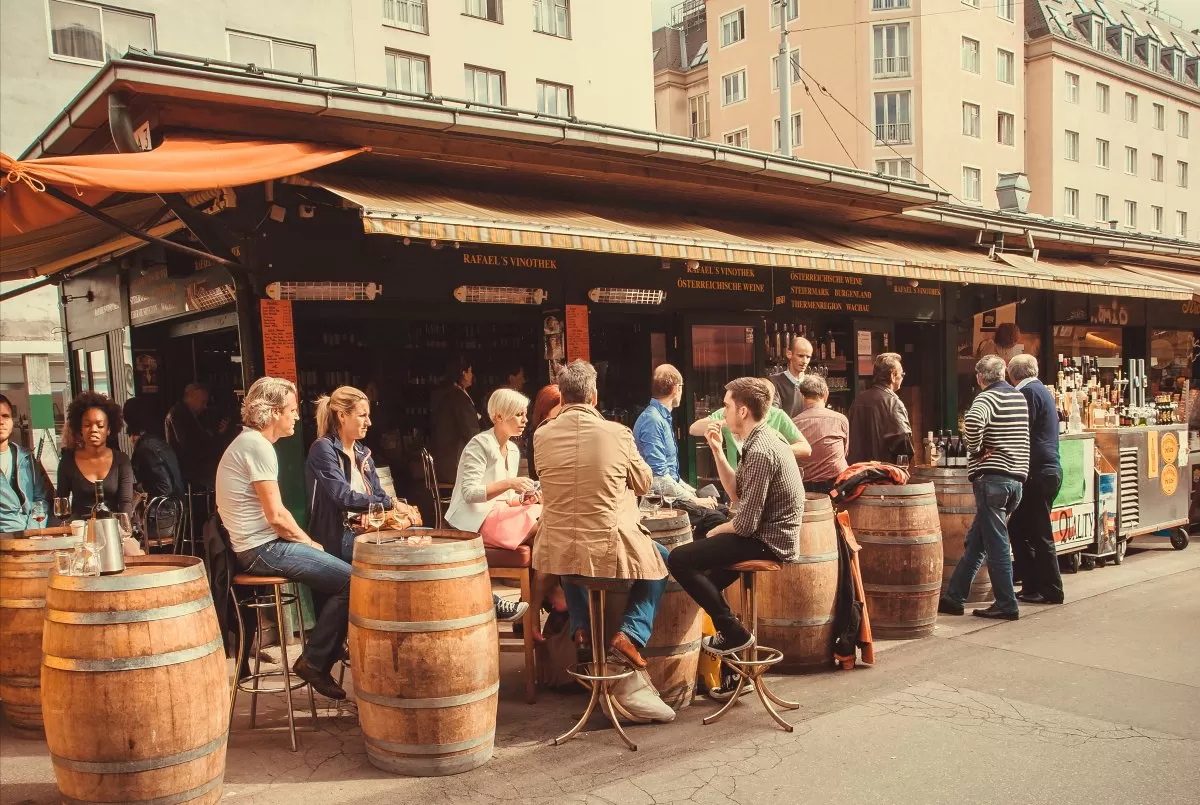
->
[445, 387, 537, 622]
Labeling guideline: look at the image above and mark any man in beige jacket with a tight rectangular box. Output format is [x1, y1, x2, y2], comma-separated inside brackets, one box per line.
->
[533, 360, 671, 673]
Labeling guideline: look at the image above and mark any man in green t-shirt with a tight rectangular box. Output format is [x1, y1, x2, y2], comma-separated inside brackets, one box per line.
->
[689, 400, 811, 468]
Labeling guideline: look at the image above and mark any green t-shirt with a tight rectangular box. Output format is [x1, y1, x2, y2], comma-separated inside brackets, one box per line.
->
[707, 408, 800, 468]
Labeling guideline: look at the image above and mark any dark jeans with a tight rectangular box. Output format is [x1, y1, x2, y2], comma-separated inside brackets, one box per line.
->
[236, 539, 351, 674]
[1010, 468, 1064, 601]
[667, 532, 778, 636]
[944, 474, 1024, 614]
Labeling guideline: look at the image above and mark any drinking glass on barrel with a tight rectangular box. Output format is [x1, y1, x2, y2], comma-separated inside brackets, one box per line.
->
[54, 497, 72, 521]
[368, 502, 385, 544]
[31, 501, 47, 528]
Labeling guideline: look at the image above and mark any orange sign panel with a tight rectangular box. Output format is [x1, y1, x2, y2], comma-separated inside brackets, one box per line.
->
[260, 299, 297, 384]
[565, 304, 590, 363]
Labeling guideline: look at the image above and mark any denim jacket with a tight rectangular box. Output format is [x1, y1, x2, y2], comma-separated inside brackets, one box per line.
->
[0, 443, 54, 532]
[304, 435, 392, 555]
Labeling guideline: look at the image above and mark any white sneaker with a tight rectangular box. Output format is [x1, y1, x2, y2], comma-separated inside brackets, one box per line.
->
[601, 667, 676, 723]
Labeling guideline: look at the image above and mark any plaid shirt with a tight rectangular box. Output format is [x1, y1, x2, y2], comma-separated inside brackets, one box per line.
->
[731, 422, 805, 562]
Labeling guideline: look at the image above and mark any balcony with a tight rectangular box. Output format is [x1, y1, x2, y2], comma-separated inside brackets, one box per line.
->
[875, 122, 912, 145]
[873, 56, 911, 77]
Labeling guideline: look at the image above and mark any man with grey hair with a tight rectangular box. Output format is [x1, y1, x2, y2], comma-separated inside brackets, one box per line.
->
[847, 352, 913, 464]
[940, 355, 1030, 621]
[216, 377, 352, 700]
[792, 374, 849, 494]
[1007, 354, 1065, 604]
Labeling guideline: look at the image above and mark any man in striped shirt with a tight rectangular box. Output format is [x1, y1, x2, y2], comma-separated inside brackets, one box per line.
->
[940, 355, 1030, 621]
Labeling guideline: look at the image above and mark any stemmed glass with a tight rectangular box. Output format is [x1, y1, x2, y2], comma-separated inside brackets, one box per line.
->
[31, 501, 48, 529]
[368, 502, 385, 544]
[54, 497, 72, 523]
[115, 513, 134, 550]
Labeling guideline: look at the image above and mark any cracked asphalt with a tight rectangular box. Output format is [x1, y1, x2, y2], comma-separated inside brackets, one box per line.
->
[2, 539, 1197, 805]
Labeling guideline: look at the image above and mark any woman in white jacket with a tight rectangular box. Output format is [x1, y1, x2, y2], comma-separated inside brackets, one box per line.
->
[445, 387, 536, 622]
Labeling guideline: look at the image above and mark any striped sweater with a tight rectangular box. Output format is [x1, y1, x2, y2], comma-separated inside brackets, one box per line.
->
[964, 381, 1030, 482]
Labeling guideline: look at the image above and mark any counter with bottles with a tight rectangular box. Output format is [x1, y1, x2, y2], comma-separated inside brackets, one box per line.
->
[1088, 425, 1189, 556]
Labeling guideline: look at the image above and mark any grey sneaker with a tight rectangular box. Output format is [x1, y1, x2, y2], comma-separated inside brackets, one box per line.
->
[494, 595, 529, 623]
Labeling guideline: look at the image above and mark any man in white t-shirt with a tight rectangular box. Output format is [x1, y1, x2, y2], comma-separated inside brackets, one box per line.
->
[216, 376, 351, 700]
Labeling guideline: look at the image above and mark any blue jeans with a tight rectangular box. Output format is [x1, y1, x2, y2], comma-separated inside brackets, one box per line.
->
[236, 539, 351, 674]
[944, 475, 1024, 613]
[562, 542, 670, 648]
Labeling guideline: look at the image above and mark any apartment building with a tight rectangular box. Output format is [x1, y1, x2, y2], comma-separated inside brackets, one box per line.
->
[0, 0, 654, 155]
[1025, 0, 1199, 239]
[653, 0, 1028, 210]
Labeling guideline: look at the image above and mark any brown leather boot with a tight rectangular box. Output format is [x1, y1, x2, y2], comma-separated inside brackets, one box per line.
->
[608, 631, 648, 669]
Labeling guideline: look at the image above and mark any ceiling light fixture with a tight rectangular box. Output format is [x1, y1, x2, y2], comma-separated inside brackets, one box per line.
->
[454, 285, 547, 305]
[588, 288, 666, 305]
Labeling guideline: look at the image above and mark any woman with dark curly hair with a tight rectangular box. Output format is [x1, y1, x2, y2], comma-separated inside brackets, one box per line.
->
[57, 391, 134, 518]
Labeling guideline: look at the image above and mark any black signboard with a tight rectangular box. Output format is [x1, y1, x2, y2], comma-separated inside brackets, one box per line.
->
[668, 261, 773, 310]
[1053, 292, 1089, 323]
[1146, 297, 1200, 331]
[128, 264, 236, 326]
[1088, 296, 1145, 327]
[64, 266, 127, 341]
[786, 270, 942, 320]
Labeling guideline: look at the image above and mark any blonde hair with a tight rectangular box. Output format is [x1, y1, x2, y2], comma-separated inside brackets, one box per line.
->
[241, 377, 297, 431]
[315, 386, 369, 440]
[488, 387, 530, 423]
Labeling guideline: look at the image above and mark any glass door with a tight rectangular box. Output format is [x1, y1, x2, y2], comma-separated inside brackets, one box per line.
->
[685, 321, 758, 486]
[71, 336, 111, 396]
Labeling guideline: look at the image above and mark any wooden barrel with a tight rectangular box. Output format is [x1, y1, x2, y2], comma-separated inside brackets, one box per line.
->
[847, 484, 943, 639]
[41, 556, 228, 804]
[0, 533, 77, 737]
[350, 529, 498, 776]
[758, 494, 840, 672]
[910, 467, 992, 604]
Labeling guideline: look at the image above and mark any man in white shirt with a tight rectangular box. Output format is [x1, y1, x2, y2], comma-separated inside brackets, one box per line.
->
[216, 376, 350, 700]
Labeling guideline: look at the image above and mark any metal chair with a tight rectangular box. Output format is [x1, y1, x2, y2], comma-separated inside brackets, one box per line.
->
[420, 448, 454, 528]
[140, 496, 185, 553]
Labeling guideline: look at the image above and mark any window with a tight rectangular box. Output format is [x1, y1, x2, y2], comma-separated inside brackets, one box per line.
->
[1064, 187, 1080, 218]
[533, 0, 570, 38]
[1151, 205, 1163, 233]
[1096, 138, 1109, 168]
[1124, 92, 1138, 122]
[1152, 153, 1164, 181]
[1095, 194, 1110, 222]
[961, 37, 980, 73]
[871, 0, 910, 8]
[771, 0, 799, 27]
[464, 0, 502, 22]
[536, 80, 572, 116]
[962, 166, 982, 202]
[464, 65, 505, 105]
[720, 9, 745, 47]
[385, 50, 429, 95]
[962, 0, 980, 7]
[1065, 130, 1079, 161]
[876, 158, 914, 179]
[996, 0, 1014, 21]
[688, 94, 710, 138]
[772, 113, 804, 151]
[721, 70, 747, 105]
[872, 23, 911, 77]
[771, 48, 802, 89]
[1178, 211, 1189, 239]
[227, 31, 315, 74]
[1096, 82, 1110, 113]
[997, 49, 1015, 84]
[724, 128, 749, 148]
[383, 0, 428, 33]
[1180, 111, 1191, 139]
[875, 91, 912, 143]
[1124, 200, 1137, 229]
[962, 102, 981, 138]
[1125, 146, 1138, 175]
[1179, 161, 1190, 188]
[997, 112, 1015, 146]
[48, 0, 154, 64]
[1153, 103, 1165, 130]
[1065, 72, 1080, 103]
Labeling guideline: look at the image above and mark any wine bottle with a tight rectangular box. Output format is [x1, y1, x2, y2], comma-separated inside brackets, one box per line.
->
[91, 480, 112, 520]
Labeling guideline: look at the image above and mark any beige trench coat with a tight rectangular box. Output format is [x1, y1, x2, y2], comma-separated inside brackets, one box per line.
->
[531, 404, 667, 580]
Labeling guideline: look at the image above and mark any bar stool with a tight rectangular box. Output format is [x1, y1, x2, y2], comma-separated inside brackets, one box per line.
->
[553, 577, 640, 751]
[229, 574, 318, 752]
[703, 560, 799, 732]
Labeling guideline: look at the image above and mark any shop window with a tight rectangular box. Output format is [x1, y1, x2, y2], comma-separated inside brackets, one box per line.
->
[48, 0, 154, 65]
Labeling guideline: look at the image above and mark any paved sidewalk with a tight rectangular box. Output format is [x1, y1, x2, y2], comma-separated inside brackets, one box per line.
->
[2, 541, 1197, 805]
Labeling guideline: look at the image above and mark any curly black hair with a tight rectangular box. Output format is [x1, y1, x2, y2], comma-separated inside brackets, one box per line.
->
[66, 391, 124, 446]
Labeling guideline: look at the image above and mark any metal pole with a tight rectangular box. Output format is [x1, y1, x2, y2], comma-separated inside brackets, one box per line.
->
[777, 0, 791, 155]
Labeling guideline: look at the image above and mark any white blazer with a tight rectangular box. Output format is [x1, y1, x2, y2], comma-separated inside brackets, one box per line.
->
[444, 429, 520, 533]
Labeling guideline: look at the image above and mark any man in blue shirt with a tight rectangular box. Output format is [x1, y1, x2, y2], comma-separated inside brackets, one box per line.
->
[634, 364, 684, 482]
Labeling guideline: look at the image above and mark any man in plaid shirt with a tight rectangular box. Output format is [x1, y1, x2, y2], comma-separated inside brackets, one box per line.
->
[668, 377, 805, 656]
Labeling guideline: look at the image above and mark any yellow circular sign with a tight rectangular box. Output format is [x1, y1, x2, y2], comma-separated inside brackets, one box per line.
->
[1161, 463, 1179, 497]
[1161, 432, 1179, 466]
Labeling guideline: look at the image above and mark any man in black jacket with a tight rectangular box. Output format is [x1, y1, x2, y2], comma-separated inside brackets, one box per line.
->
[125, 397, 185, 500]
[1007, 354, 1064, 604]
[165, 383, 223, 491]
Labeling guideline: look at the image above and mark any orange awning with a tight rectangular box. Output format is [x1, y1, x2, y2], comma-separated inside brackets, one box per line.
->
[0, 136, 365, 239]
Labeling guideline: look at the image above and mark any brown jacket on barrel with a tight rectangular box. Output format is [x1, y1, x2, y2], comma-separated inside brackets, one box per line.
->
[532, 404, 667, 580]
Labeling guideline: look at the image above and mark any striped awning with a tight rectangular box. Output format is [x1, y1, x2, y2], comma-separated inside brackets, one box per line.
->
[307, 174, 1193, 300]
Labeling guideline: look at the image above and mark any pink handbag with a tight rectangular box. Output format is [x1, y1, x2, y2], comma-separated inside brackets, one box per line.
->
[479, 501, 542, 550]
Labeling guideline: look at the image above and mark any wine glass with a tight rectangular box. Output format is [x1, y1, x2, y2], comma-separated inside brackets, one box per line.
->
[54, 497, 72, 522]
[31, 501, 48, 529]
[368, 502, 385, 544]
[115, 513, 134, 551]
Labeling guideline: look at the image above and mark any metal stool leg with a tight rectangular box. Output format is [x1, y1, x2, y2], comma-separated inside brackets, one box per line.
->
[229, 585, 246, 727]
[273, 584, 299, 752]
[290, 583, 318, 725]
[248, 593, 265, 730]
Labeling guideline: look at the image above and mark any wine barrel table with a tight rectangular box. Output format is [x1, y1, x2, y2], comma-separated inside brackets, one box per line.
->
[910, 467, 992, 604]
[41, 555, 229, 805]
[758, 494, 840, 672]
[596, 510, 702, 709]
[350, 530, 498, 777]
[847, 484, 943, 639]
[0, 532, 77, 737]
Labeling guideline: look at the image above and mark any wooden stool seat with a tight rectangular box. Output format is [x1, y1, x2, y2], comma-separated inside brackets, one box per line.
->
[487, 547, 538, 703]
[233, 574, 291, 586]
[726, 560, 782, 573]
[485, 545, 532, 568]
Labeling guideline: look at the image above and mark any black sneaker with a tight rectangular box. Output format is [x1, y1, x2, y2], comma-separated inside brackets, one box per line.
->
[701, 629, 755, 657]
[494, 596, 530, 623]
[971, 605, 1019, 621]
[938, 598, 965, 616]
[292, 656, 346, 700]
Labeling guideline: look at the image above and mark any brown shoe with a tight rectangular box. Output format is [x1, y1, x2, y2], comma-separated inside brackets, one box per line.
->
[608, 631, 648, 669]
